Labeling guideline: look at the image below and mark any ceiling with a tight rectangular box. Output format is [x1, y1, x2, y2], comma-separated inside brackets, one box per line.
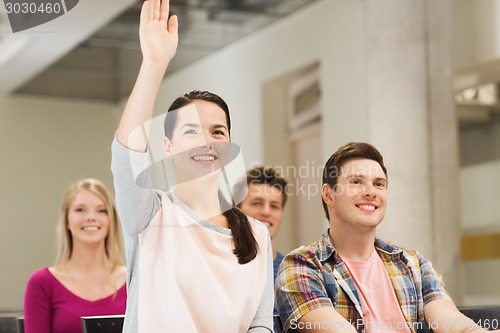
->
[0, 0, 317, 103]
[1, 0, 497, 126]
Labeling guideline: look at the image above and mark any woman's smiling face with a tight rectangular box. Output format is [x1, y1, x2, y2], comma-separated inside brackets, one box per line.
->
[66, 189, 110, 246]
[164, 100, 230, 183]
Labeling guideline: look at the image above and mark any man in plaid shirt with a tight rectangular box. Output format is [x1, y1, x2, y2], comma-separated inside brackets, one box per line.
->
[275, 142, 498, 333]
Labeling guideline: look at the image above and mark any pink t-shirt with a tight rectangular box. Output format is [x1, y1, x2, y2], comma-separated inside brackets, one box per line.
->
[24, 267, 126, 333]
[341, 249, 411, 333]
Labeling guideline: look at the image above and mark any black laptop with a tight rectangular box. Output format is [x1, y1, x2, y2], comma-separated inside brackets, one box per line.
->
[16, 317, 24, 333]
[81, 315, 124, 333]
[0, 314, 23, 333]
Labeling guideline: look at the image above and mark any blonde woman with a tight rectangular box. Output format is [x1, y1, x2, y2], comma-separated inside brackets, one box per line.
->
[24, 178, 127, 333]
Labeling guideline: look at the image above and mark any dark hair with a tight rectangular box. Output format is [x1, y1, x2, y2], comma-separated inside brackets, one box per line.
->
[164, 90, 231, 139]
[234, 166, 289, 208]
[322, 142, 388, 220]
[165, 90, 258, 265]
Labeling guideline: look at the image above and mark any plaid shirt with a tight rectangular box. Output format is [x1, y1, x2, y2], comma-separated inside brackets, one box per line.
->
[275, 230, 450, 333]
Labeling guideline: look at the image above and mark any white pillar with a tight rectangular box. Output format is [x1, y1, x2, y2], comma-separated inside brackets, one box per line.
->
[366, 0, 461, 301]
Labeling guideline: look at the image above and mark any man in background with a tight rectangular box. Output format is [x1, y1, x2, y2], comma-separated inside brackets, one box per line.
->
[235, 166, 289, 280]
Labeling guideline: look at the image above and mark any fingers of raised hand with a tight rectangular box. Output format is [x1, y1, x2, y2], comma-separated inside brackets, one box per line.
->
[160, 0, 170, 22]
[153, 0, 161, 20]
[142, 0, 170, 24]
[145, 0, 153, 21]
[167, 14, 178, 36]
[140, 1, 148, 23]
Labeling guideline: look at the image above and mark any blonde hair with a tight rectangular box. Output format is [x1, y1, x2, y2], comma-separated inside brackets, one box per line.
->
[55, 178, 125, 271]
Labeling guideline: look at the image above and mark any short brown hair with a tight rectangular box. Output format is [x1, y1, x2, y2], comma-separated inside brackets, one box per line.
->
[234, 166, 288, 208]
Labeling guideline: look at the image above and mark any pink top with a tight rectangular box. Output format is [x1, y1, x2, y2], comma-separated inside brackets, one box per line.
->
[342, 249, 411, 333]
[24, 267, 126, 333]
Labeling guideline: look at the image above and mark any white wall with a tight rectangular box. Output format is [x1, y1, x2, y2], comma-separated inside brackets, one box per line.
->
[0, 95, 117, 310]
[452, 0, 500, 70]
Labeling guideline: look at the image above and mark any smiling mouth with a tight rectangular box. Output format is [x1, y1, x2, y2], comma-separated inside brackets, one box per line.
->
[261, 221, 273, 228]
[191, 154, 217, 162]
[356, 204, 377, 211]
[81, 226, 100, 231]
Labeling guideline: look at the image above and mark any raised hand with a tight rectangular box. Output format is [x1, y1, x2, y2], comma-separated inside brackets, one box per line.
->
[117, 0, 179, 151]
[139, 0, 179, 66]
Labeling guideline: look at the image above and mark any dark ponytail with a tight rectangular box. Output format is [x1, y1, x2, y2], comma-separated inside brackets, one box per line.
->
[166, 90, 258, 264]
[219, 192, 258, 264]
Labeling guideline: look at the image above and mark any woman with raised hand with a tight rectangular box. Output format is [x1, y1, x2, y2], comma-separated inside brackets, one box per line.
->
[24, 178, 126, 333]
[111, 0, 273, 332]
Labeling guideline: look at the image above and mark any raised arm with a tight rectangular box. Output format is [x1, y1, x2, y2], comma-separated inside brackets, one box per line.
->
[116, 0, 178, 152]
